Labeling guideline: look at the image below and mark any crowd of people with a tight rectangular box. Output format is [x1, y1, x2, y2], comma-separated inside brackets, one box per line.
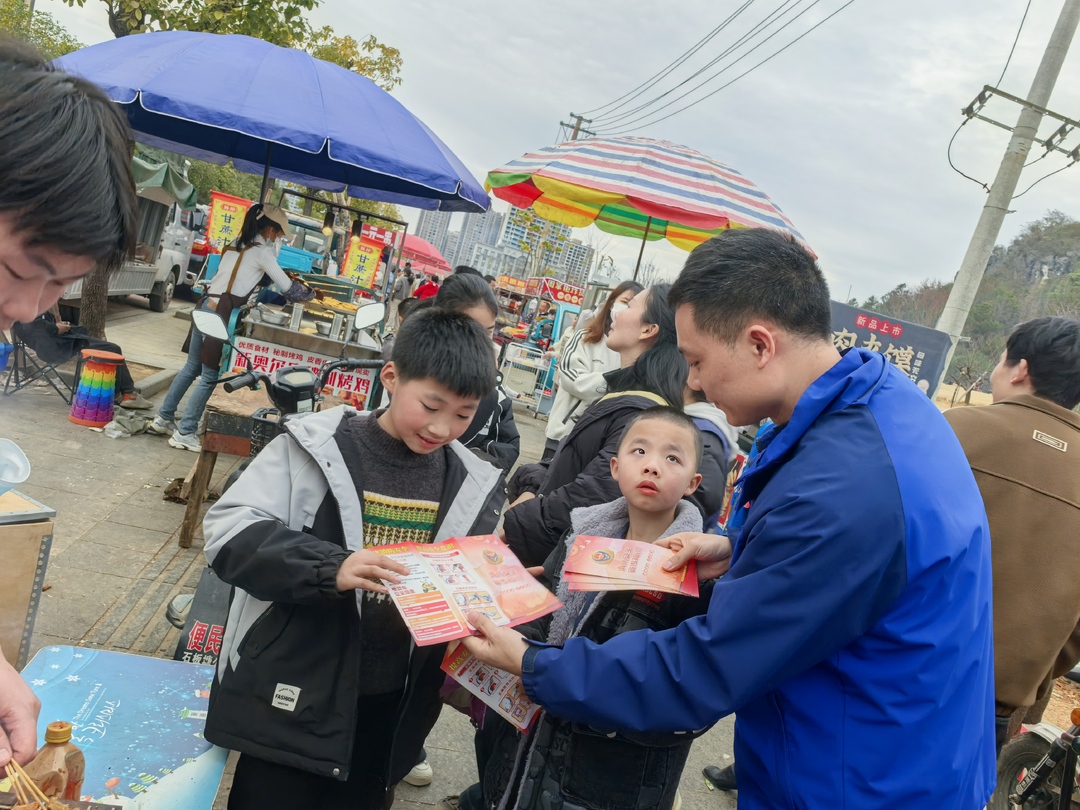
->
[4, 35, 1080, 810]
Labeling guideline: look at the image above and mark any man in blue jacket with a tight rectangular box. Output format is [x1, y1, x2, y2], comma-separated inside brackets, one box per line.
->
[464, 229, 996, 808]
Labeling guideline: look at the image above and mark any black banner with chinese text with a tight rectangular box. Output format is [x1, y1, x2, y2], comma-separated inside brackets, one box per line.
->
[830, 301, 952, 395]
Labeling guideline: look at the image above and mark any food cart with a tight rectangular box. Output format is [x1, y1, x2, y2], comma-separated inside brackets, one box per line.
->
[230, 293, 383, 411]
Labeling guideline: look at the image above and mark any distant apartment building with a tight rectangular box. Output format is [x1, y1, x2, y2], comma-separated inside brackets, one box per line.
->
[497, 206, 573, 275]
[416, 209, 453, 256]
[454, 209, 506, 268]
[468, 242, 527, 278]
[443, 231, 461, 268]
[560, 239, 596, 287]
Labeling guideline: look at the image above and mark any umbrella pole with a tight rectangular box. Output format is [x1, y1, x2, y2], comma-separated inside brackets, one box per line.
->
[259, 143, 273, 202]
[632, 216, 652, 282]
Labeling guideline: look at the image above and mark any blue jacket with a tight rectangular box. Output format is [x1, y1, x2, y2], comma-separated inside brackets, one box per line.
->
[522, 349, 996, 808]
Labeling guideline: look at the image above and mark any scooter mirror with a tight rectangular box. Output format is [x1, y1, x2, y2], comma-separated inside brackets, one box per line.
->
[353, 302, 386, 331]
[192, 309, 231, 342]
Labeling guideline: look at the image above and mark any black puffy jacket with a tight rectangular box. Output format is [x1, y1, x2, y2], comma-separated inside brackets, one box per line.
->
[503, 371, 727, 567]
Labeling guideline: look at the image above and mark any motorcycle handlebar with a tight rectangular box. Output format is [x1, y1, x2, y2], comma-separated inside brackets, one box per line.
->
[223, 371, 259, 393]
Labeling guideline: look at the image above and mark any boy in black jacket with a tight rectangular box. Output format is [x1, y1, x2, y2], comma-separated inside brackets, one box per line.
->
[202, 310, 507, 810]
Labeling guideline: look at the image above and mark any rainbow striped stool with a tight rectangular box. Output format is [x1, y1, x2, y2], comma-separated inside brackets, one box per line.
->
[69, 349, 125, 427]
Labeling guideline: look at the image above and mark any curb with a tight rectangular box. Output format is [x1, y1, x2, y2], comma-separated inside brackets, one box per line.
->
[137, 369, 179, 398]
[53, 366, 177, 398]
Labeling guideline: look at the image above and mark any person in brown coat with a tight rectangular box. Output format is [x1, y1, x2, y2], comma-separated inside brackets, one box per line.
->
[945, 316, 1080, 755]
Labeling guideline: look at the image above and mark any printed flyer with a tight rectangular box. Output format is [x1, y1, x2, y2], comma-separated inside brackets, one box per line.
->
[375, 535, 562, 646]
[442, 642, 541, 731]
[563, 536, 699, 597]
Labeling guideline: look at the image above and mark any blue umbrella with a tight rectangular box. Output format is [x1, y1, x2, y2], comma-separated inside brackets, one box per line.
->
[56, 31, 488, 212]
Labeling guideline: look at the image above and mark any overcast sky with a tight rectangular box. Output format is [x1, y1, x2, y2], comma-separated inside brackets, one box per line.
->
[45, 0, 1080, 301]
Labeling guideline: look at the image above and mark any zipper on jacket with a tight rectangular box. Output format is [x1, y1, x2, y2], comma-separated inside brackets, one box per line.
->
[289, 429, 362, 781]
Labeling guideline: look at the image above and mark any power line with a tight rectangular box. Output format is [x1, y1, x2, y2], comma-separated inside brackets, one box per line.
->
[946, 0, 1034, 193]
[1013, 158, 1078, 198]
[996, 0, 1033, 87]
[947, 118, 991, 193]
[579, 0, 759, 120]
[600, 0, 858, 135]
[592, 0, 806, 128]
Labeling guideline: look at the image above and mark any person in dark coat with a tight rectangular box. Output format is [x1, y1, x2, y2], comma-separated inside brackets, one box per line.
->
[434, 273, 520, 473]
[501, 284, 724, 567]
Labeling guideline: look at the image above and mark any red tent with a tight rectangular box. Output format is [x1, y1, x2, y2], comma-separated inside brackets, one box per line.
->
[400, 233, 452, 276]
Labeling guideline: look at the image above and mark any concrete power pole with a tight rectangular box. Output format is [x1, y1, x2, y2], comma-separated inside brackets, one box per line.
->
[935, 0, 1080, 381]
[559, 113, 596, 141]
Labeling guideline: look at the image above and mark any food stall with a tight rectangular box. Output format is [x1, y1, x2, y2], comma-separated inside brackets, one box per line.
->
[231, 295, 383, 411]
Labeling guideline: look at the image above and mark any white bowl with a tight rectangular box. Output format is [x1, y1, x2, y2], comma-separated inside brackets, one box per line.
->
[0, 439, 30, 497]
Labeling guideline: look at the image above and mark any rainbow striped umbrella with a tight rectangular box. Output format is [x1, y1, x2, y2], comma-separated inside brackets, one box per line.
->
[485, 136, 808, 269]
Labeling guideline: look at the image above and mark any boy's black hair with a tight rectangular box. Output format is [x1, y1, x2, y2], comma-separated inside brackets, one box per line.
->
[619, 405, 704, 470]
[391, 308, 496, 399]
[453, 265, 482, 277]
[670, 229, 830, 344]
[1004, 317, 1080, 409]
[436, 272, 498, 317]
[396, 296, 426, 322]
[0, 38, 137, 274]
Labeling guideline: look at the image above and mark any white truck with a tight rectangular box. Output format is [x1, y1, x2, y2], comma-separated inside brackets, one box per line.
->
[62, 156, 199, 313]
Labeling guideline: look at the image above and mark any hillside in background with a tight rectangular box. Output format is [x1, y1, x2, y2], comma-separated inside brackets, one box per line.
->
[852, 210, 1080, 389]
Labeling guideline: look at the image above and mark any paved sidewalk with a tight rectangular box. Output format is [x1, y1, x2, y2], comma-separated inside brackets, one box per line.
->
[0, 302, 736, 809]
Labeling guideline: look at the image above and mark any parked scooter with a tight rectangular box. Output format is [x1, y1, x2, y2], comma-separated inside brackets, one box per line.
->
[165, 304, 386, 640]
[989, 708, 1080, 809]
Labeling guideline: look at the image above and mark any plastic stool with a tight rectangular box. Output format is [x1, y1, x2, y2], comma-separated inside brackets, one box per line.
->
[69, 349, 124, 427]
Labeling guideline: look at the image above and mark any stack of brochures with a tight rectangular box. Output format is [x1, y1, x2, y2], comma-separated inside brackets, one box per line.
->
[562, 536, 699, 597]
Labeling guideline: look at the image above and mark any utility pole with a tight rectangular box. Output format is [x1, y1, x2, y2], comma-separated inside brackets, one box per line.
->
[559, 113, 596, 141]
[936, 0, 1080, 383]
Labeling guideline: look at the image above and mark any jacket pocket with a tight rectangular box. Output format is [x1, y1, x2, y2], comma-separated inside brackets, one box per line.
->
[768, 692, 798, 810]
[238, 604, 293, 660]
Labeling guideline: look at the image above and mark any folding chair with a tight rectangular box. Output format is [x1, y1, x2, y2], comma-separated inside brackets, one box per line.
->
[1, 324, 77, 404]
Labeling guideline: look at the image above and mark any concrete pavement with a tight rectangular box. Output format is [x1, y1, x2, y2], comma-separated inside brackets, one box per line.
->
[0, 296, 736, 810]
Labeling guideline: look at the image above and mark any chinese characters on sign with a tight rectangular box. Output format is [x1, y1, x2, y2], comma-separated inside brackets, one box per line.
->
[341, 236, 384, 288]
[498, 275, 528, 295]
[521, 277, 585, 307]
[231, 337, 375, 408]
[206, 191, 253, 252]
[181, 620, 226, 665]
[829, 301, 952, 395]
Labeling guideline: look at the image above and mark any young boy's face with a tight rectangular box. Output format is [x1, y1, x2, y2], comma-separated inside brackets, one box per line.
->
[610, 418, 702, 512]
[378, 363, 480, 454]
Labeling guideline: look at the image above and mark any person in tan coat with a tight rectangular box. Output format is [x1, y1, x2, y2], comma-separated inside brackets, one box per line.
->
[945, 316, 1080, 755]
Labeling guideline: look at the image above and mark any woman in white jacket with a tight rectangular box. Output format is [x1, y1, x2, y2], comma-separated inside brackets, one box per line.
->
[542, 280, 642, 459]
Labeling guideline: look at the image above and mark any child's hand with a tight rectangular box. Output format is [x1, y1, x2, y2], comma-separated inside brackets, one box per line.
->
[657, 532, 733, 581]
[335, 550, 410, 594]
[0, 652, 40, 770]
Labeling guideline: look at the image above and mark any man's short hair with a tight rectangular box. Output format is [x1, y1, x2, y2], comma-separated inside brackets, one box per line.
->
[391, 308, 496, 399]
[619, 406, 704, 470]
[453, 265, 482, 277]
[669, 229, 831, 344]
[0, 38, 137, 273]
[1004, 317, 1080, 409]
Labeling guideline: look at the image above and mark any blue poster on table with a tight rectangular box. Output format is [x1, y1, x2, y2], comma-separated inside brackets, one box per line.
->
[16, 646, 227, 809]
